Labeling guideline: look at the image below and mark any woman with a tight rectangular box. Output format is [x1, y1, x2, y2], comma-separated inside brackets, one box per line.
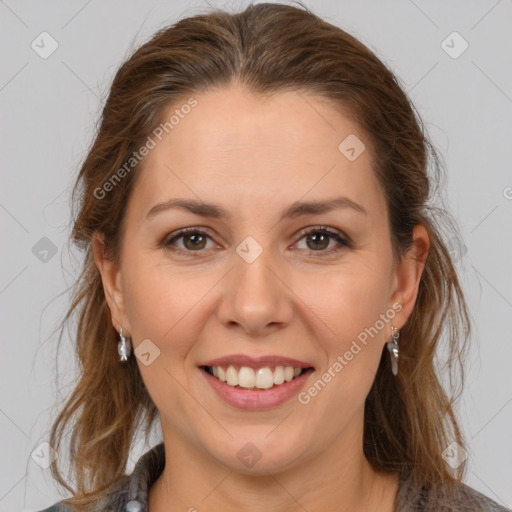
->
[38, 2, 510, 511]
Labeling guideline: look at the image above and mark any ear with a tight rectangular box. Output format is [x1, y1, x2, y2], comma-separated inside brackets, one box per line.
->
[92, 231, 130, 334]
[388, 224, 430, 329]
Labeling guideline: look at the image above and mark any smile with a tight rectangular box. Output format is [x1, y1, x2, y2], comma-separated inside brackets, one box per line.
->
[199, 364, 315, 410]
[201, 364, 313, 390]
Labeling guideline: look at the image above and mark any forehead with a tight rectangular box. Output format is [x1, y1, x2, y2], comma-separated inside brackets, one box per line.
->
[129, 85, 386, 222]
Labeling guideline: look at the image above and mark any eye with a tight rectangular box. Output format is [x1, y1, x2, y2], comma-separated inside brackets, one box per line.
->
[161, 225, 351, 256]
[294, 226, 351, 255]
[162, 227, 216, 253]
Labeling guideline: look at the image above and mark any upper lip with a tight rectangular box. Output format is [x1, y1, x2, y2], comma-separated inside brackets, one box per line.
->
[199, 354, 314, 369]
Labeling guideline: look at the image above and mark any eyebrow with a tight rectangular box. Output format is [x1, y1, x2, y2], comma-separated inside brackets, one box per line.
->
[146, 196, 367, 221]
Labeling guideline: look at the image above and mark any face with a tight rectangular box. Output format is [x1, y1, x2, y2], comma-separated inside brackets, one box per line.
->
[95, 84, 427, 475]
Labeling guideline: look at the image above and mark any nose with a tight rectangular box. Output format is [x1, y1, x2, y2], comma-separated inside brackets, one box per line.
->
[217, 245, 293, 336]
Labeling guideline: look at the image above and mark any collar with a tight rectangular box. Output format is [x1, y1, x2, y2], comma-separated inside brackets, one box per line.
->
[100, 442, 165, 512]
[96, 442, 510, 512]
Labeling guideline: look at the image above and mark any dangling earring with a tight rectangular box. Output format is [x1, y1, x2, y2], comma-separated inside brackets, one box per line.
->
[386, 326, 400, 376]
[118, 326, 132, 363]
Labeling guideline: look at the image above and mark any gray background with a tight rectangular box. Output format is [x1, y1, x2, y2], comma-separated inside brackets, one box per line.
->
[1, 1, 511, 510]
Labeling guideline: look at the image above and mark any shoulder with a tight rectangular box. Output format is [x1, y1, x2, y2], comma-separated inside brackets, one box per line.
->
[34, 506, 73, 512]
[34, 442, 166, 512]
[32, 475, 131, 512]
[396, 472, 511, 512]
[33, 474, 133, 512]
[455, 482, 512, 512]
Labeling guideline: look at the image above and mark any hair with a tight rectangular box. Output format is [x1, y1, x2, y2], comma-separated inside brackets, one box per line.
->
[46, 2, 472, 509]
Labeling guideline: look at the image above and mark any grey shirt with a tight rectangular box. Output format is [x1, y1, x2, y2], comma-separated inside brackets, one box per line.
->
[38, 442, 511, 512]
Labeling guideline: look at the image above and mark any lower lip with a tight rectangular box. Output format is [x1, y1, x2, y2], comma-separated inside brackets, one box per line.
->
[199, 367, 314, 410]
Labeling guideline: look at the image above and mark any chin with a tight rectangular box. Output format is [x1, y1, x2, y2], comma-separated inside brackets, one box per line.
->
[207, 428, 308, 474]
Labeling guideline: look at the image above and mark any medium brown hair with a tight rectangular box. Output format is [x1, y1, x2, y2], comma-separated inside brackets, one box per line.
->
[47, 2, 471, 509]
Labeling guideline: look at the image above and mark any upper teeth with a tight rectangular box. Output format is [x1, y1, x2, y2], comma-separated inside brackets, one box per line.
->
[210, 365, 303, 389]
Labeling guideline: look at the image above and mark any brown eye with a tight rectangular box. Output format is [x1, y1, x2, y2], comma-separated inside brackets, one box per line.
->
[181, 232, 207, 250]
[305, 232, 330, 251]
[295, 227, 350, 254]
[162, 226, 351, 256]
[163, 229, 215, 252]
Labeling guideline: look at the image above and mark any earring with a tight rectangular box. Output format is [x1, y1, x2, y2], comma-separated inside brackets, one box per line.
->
[118, 326, 132, 363]
[386, 326, 400, 376]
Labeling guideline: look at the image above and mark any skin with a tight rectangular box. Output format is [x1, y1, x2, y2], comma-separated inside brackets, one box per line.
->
[93, 84, 429, 512]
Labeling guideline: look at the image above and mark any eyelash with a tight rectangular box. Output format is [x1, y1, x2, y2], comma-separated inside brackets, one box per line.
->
[161, 226, 352, 257]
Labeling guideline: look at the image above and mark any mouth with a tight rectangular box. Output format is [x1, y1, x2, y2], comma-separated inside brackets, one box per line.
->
[199, 364, 315, 390]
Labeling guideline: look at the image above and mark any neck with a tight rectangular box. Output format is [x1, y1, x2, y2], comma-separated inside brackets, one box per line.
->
[149, 417, 399, 512]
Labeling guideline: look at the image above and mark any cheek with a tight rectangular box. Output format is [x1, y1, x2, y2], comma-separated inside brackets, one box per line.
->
[122, 256, 216, 349]
[121, 260, 209, 402]
[300, 269, 390, 418]
[309, 263, 390, 339]
[304, 263, 391, 405]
